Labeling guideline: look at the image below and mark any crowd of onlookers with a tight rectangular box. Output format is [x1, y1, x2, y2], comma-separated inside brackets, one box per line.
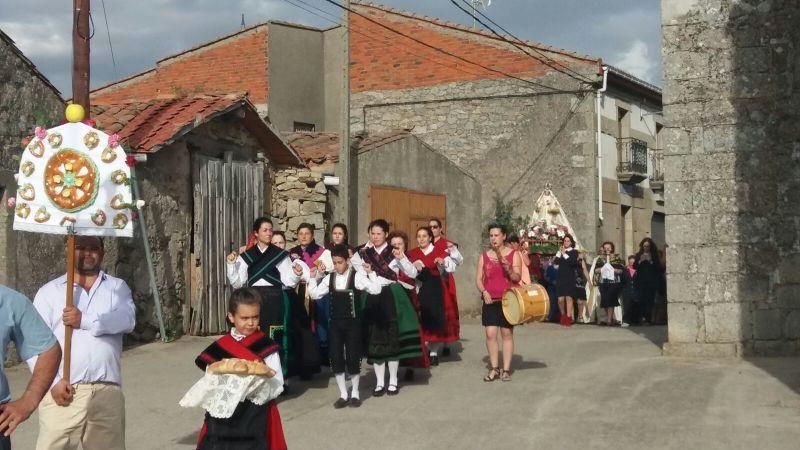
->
[508, 235, 668, 327]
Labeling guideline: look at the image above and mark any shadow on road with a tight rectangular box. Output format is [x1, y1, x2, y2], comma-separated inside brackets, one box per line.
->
[623, 324, 667, 349]
[177, 431, 200, 446]
[744, 357, 800, 396]
[481, 354, 547, 372]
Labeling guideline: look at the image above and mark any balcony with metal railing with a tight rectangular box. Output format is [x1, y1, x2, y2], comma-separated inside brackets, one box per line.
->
[650, 149, 664, 191]
[617, 137, 649, 184]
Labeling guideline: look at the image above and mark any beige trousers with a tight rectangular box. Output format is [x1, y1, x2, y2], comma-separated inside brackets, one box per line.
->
[36, 383, 125, 450]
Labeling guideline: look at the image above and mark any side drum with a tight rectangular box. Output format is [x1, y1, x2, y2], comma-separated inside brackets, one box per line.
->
[502, 284, 550, 325]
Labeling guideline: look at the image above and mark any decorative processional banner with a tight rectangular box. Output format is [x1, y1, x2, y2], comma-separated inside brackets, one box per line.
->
[12, 116, 136, 237]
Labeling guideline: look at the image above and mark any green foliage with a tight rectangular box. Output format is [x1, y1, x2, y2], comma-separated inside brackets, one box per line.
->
[488, 193, 529, 237]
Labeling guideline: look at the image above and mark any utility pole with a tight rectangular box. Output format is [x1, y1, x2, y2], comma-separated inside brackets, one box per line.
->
[337, 0, 354, 231]
[72, 0, 91, 113]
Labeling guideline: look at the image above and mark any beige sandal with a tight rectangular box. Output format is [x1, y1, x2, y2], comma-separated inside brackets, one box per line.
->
[501, 369, 511, 382]
[483, 367, 500, 382]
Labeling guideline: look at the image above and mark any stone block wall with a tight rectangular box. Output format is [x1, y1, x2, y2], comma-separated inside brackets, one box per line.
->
[0, 32, 66, 301]
[662, 0, 800, 356]
[271, 167, 328, 244]
[351, 75, 601, 252]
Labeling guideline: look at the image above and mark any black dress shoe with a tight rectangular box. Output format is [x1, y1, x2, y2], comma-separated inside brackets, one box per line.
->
[404, 368, 414, 381]
[430, 355, 439, 366]
[442, 346, 451, 357]
[373, 387, 386, 397]
[281, 384, 290, 396]
[349, 397, 362, 408]
[387, 385, 399, 396]
[334, 398, 349, 409]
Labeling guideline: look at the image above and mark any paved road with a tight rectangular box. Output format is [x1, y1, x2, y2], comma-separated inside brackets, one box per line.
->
[7, 321, 800, 449]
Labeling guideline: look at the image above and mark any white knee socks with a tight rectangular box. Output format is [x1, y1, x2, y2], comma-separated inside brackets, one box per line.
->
[350, 374, 360, 399]
[388, 360, 399, 388]
[373, 363, 386, 389]
[334, 373, 348, 399]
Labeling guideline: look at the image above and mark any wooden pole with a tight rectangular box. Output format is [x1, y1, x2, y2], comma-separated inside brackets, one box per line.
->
[63, 232, 76, 381]
[72, 0, 91, 111]
[64, 0, 90, 381]
[337, 0, 353, 230]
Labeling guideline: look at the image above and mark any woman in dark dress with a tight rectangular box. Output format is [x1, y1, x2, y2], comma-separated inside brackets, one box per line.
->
[634, 238, 663, 325]
[554, 234, 579, 327]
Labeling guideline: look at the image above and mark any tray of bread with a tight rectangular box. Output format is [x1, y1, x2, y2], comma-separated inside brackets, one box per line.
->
[207, 358, 276, 377]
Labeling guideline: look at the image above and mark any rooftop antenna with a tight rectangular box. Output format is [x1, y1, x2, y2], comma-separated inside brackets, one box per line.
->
[240, 13, 245, 30]
[471, 0, 491, 29]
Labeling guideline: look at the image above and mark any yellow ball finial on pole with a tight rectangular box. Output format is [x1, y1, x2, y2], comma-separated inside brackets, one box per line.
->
[65, 104, 86, 123]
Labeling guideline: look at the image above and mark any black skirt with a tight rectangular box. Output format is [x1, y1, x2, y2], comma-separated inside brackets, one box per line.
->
[198, 400, 267, 450]
[599, 283, 622, 308]
[481, 301, 513, 328]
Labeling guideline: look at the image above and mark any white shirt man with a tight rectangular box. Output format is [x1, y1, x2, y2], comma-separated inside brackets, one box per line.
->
[28, 237, 135, 450]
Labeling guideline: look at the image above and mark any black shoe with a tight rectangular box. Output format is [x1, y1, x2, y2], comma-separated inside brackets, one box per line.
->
[349, 397, 362, 408]
[387, 385, 399, 396]
[373, 386, 386, 397]
[334, 397, 349, 409]
[442, 346, 451, 357]
[404, 368, 414, 381]
[281, 384, 290, 396]
[430, 355, 439, 366]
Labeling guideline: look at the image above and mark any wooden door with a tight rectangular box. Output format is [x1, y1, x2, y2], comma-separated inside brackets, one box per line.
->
[189, 155, 265, 335]
[369, 185, 446, 241]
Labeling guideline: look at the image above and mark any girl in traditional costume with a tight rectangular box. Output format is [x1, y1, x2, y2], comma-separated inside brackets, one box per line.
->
[429, 218, 462, 357]
[351, 220, 423, 396]
[288, 223, 331, 378]
[192, 288, 287, 450]
[306, 244, 381, 408]
[388, 231, 430, 381]
[226, 217, 308, 377]
[407, 226, 458, 366]
[327, 222, 355, 256]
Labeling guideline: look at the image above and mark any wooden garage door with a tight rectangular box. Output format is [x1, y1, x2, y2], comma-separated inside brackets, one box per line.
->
[370, 185, 446, 237]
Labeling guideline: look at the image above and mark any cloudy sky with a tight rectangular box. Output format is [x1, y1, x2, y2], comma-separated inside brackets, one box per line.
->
[1, 0, 661, 97]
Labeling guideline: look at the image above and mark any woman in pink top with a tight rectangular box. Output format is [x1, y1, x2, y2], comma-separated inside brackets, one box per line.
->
[475, 224, 522, 382]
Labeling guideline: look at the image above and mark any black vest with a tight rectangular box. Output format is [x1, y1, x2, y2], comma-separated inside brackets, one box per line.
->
[329, 270, 360, 320]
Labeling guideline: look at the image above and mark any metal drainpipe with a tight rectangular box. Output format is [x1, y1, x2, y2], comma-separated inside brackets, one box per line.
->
[596, 65, 609, 223]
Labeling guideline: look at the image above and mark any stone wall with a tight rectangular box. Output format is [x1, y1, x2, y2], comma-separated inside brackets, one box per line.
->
[351, 74, 601, 252]
[662, 0, 800, 356]
[354, 135, 483, 313]
[0, 32, 65, 297]
[271, 167, 328, 244]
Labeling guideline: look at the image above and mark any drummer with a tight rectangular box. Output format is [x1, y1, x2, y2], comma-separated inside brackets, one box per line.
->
[506, 234, 531, 285]
[475, 224, 522, 382]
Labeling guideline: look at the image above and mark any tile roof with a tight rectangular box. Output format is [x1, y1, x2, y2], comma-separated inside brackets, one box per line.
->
[355, 129, 412, 153]
[91, 94, 303, 166]
[283, 129, 414, 168]
[282, 132, 340, 168]
[91, 25, 269, 105]
[352, 2, 599, 63]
